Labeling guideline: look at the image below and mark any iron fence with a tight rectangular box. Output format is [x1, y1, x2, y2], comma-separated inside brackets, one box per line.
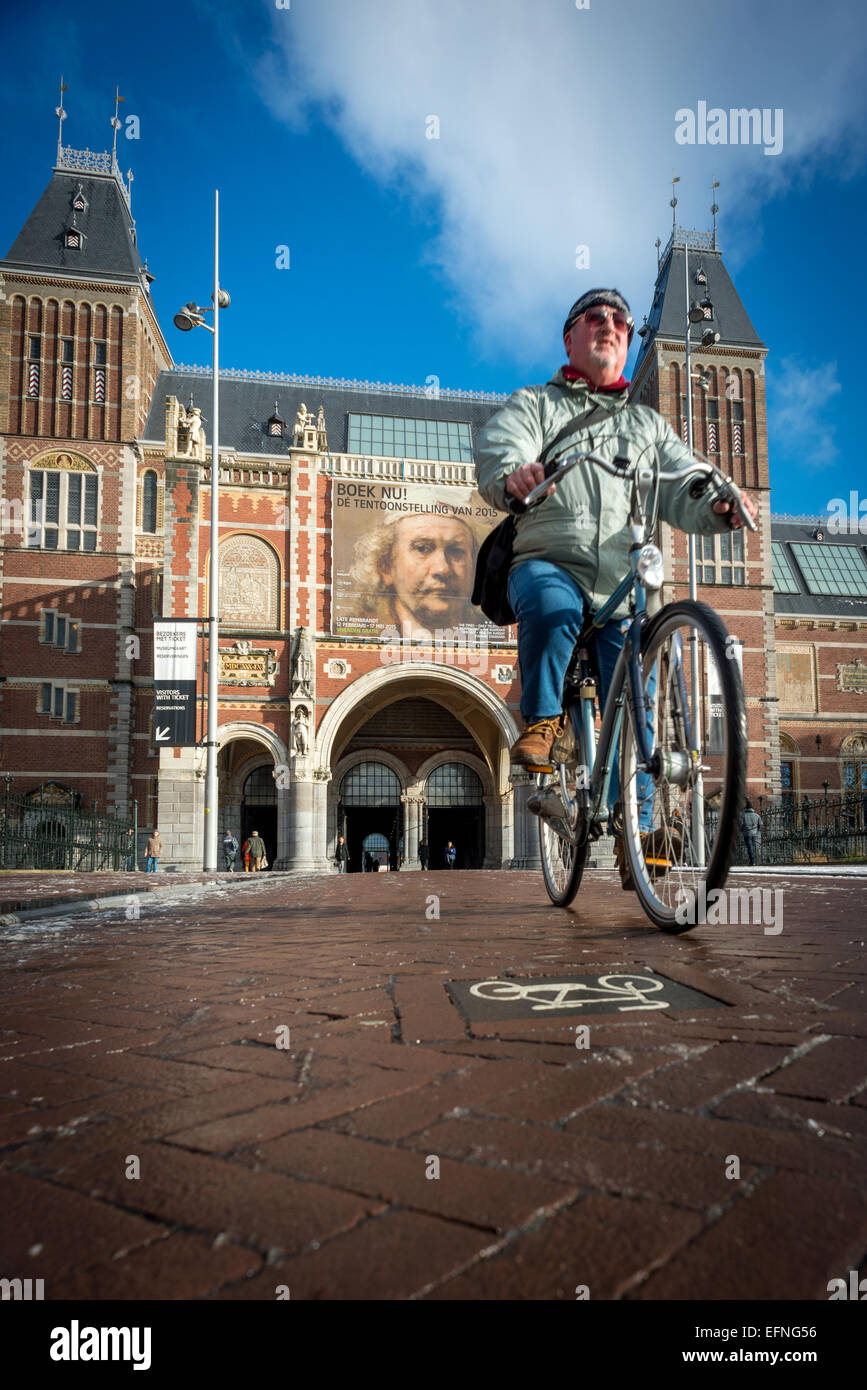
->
[0, 781, 137, 872]
[708, 794, 867, 867]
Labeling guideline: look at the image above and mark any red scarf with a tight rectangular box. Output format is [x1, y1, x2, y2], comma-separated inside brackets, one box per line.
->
[562, 365, 630, 393]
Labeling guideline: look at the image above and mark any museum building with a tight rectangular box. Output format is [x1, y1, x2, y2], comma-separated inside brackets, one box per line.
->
[1, 134, 865, 872]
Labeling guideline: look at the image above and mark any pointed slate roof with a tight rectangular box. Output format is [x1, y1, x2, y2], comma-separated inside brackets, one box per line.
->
[1, 162, 146, 286]
[634, 237, 765, 376]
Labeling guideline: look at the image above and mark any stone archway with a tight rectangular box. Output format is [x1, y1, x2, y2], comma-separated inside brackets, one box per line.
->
[314, 664, 524, 871]
[217, 722, 290, 869]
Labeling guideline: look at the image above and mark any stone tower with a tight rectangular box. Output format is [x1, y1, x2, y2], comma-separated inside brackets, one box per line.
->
[629, 222, 780, 801]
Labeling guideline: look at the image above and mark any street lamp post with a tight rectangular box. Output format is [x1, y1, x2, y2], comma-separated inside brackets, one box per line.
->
[672, 180, 721, 871]
[173, 191, 230, 871]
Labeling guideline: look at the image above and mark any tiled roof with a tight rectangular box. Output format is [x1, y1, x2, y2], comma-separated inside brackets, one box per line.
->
[142, 367, 507, 456]
[1, 168, 145, 284]
[634, 244, 765, 375]
[771, 517, 867, 618]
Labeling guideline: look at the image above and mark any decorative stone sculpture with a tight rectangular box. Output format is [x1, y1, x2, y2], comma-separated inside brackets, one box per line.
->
[292, 706, 309, 756]
[178, 404, 206, 461]
[291, 628, 314, 695]
[293, 402, 312, 444]
[316, 405, 328, 452]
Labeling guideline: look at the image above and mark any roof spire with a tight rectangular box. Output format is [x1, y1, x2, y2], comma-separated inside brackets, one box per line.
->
[711, 179, 720, 250]
[55, 75, 68, 163]
[655, 236, 662, 271]
[110, 85, 124, 169]
[671, 172, 680, 238]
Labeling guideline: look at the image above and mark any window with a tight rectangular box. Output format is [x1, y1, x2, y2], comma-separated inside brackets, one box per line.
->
[789, 543, 867, 597]
[426, 763, 483, 806]
[94, 342, 107, 365]
[39, 683, 77, 723]
[772, 542, 800, 594]
[61, 340, 74, 362]
[340, 762, 401, 806]
[141, 471, 158, 533]
[27, 335, 40, 398]
[706, 398, 719, 453]
[702, 531, 746, 585]
[347, 414, 473, 463]
[29, 469, 97, 551]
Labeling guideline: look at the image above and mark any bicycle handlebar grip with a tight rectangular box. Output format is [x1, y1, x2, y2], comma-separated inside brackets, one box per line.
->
[506, 492, 528, 515]
[543, 457, 561, 480]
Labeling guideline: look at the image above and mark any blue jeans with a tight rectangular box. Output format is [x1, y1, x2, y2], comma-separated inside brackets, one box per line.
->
[145, 856, 158, 872]
[507, 559, 654, 829]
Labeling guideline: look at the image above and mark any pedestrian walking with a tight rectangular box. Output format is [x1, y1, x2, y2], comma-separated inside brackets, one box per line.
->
[334, 835, 349, 873]
[222, 829, 238, 871]
[418, 839, 429, 869]
[246, 830, 266, 872]
[241, 837, 252, 872]
[145, 828, 162, 873]
[741, 800, 762, 866]
[444, 840, 457, 870]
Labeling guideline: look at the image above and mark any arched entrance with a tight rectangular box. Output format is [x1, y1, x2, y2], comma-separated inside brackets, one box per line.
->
[241, 765, 277, 869]
[425, 762, 484, 869]
[339, 761, 402, 872]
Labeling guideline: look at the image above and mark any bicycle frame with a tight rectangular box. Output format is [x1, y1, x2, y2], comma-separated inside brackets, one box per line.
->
[561, 472, 685, 838]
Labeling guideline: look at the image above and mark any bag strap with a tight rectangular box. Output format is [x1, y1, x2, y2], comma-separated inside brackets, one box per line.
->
[538, 400, 613, 466]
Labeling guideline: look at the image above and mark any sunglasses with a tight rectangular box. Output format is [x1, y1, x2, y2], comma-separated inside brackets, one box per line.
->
[579, 306, 633, 335]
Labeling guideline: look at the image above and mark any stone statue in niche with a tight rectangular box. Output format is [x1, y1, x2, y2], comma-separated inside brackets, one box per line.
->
[292, 706, 309, 756]
[291, 628, 314, 695]
[316, 405, 327, 451]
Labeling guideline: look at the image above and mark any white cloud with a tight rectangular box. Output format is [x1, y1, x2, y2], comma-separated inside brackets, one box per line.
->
[767, 357, 842, 466]
[238, 0, 866, 363]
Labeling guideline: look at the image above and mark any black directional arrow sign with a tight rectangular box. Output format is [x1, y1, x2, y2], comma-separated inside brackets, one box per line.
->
[153, 619, 198, 747]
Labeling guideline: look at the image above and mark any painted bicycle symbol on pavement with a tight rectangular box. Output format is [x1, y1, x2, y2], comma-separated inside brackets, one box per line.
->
[468, 974, 670, 1013]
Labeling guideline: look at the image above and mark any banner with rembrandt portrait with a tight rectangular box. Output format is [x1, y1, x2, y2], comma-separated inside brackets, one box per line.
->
[332, 480, 508, 640]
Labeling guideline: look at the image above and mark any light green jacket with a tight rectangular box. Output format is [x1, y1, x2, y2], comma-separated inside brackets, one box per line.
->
[474, 368, 731, 617]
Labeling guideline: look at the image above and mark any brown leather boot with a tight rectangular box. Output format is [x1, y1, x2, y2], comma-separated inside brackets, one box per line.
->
[509, 716, 564, 770]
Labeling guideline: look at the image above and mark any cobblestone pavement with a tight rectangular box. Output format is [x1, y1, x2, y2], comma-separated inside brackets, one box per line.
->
[0, 868, 865, 1301]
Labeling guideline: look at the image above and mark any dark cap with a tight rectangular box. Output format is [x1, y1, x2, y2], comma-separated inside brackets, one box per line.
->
[564, 288, 634, 344]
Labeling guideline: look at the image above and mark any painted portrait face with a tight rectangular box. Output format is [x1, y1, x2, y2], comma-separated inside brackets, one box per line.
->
[380, 514, 475, 628]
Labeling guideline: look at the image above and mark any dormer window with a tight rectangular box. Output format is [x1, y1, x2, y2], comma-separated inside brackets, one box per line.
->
[72, 184, 87, 212]
[267, 401, 286, 437]
[695, 267, 707, 284]
[64, 213, 85, 250]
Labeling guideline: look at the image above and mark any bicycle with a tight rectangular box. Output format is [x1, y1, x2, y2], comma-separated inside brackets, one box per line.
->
[507, 446, 756, 932]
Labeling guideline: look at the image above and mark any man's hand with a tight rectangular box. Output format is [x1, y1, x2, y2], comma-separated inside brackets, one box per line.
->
[713, 490, 757, 530]
[504, 461, 556, 503]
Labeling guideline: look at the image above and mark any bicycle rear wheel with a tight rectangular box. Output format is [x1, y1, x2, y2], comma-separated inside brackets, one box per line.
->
[537, 764, 588, 908]
[619, 600, 746, 933]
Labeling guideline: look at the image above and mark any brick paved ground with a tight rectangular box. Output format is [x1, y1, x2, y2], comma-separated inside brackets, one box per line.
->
[0, 868, 865, 1301]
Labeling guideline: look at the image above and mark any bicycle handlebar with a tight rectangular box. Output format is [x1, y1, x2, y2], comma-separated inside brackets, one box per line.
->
[507, 448, 758, 532]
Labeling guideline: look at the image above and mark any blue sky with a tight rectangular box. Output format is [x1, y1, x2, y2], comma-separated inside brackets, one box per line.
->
[1, 0, 865, 516]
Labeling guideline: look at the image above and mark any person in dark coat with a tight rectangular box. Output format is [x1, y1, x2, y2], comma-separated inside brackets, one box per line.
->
[418, 840, 429, 869]
[335, 835, 349, 873]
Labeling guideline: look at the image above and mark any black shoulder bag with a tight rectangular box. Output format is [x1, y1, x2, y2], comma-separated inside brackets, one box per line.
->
[471, 403, 610, 626]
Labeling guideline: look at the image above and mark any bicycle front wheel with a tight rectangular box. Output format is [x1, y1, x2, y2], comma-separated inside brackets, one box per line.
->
[537, 767, 588, 908]
[619, 600, 747, 933]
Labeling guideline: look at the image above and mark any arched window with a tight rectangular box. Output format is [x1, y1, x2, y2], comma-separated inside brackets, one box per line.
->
[340, 762, 401, 806]
[426, 762, 483, 806]
[243, 765, 278, 805]
[142, 470, 158, 533]
[779, 732, 799, 810]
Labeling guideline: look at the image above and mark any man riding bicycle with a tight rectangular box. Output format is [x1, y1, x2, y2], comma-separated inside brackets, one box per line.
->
[474, 288, 758, 887]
